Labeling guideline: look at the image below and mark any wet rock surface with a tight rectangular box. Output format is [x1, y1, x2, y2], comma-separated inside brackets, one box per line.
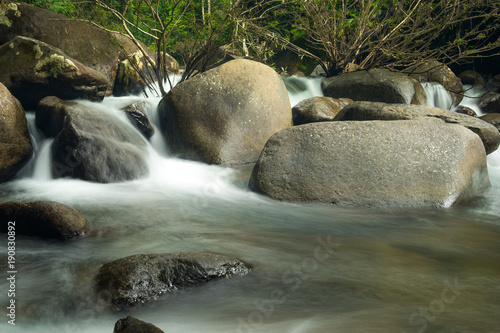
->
[96, 252, 251, 310]
[0, 200, 90, 240]
[0, 82, 32, 183]
[113, 316, 164, 333]
[37, 96, 149, 183]
[121, 101, 155, 139]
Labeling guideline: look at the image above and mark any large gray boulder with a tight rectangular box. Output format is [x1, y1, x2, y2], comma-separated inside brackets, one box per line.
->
[157, 59, 292, 165]
[404, 61, 464, 107]
[95, 252, 251, 310]
[0, 201, 89, 240]
[0, 82, 32, 183]
[0, 36, 109, 109]
[334, 101, 500, 154]
[249, 120, 490, 208]
[321, 68, 426, 105]
[36, 96, 149, 183]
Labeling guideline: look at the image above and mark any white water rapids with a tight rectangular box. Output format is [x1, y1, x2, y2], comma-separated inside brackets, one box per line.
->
[0, 77, 499, 333]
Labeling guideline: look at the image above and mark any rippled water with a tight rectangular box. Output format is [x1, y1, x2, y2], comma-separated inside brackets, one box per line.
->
[0, 77, 499, 333]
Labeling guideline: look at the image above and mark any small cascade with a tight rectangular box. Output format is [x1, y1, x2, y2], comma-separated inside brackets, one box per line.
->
[123, 74, 182, 155]
[32, 139, 54, 180]
[17, 113, 52, 178]
[459, 84, 489, 116]
[138, 98, 170, 155]
[282, 76, 324, 107]
[422, 82, 454, 110]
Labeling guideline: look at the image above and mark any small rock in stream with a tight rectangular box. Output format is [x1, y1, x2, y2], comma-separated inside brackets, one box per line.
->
[96, 252, 251, 310]
[0, 201, 90, 240]
[114, 316, 164, 333]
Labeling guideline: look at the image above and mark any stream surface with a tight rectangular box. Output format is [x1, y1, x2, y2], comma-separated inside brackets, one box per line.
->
[0, 77, 499, 333]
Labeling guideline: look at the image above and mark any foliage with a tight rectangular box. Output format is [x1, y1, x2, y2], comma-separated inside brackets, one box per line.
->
[88, 0, 242, 95]
[237, 0, 500, 76]
[16, 0, 500, 80]
[16, 0, 76, 15]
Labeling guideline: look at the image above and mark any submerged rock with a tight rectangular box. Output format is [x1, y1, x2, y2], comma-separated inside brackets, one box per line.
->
[321, 68, 426, 105]
[0, 82, 32, 183]
[249, 120, 490, 207]
[292, 96, 353, 125]
[114, 316, 164, 333]
[0, 36, 109, 109]
[121, 101, 154, 139]
[335, 101, 500, 154]
[95, 252, 251, 310]
[37, 96, 149, 183]
[0, 201, 89, 240]
[157, 59, 292, 165]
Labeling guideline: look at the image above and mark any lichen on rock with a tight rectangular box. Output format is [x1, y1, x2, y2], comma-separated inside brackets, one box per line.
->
[33, 43, 43, 59]
[35, 54, 79, 79]
[0, 3, 21, 28]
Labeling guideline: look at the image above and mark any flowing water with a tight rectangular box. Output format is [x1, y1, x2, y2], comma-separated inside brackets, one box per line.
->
[0, 77, 499, 333]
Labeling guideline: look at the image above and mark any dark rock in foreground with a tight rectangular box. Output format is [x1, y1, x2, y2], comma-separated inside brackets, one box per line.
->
[335, 101, 500, 154]
[249, 120, 490, 208]
[96, 252, 251, 310]
[37, 96, 149, 183]
[158, 59, 292, 165]
[0, 201, 89, 240]
[321, 68, 426, 105]
[0, 83, 32, 183]
[114, 316, 164, 333]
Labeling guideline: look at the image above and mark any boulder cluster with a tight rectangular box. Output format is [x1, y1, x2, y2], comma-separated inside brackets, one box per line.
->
[1, 2, 499, 209]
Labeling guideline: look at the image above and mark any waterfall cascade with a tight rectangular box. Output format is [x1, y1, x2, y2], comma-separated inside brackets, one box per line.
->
[282, 76, 324, 106]
[422, 82, 455, 110]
